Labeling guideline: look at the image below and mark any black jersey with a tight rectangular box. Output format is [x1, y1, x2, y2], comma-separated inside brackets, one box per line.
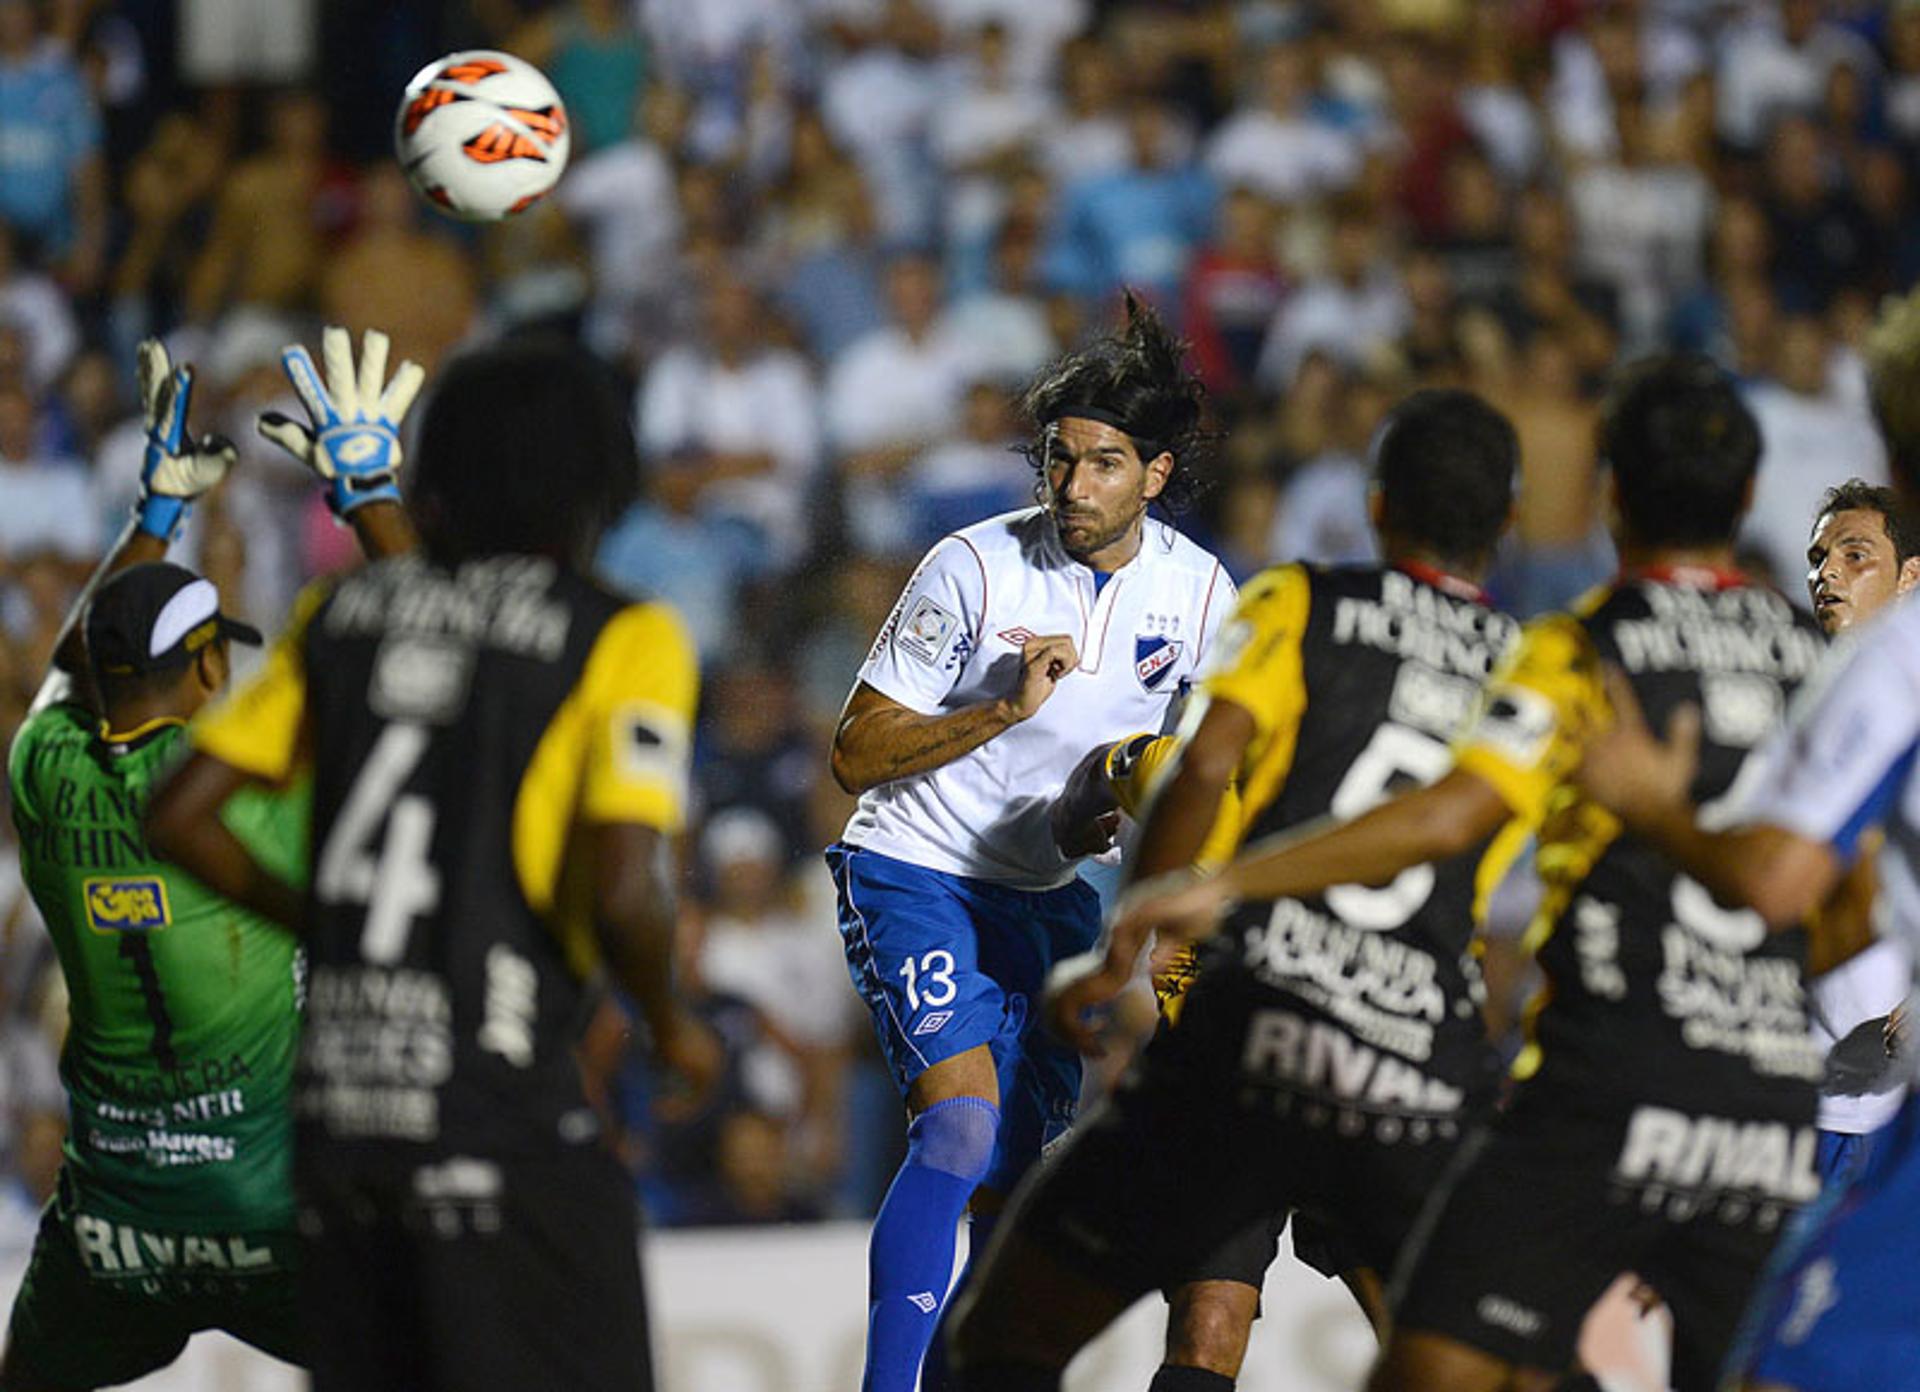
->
[191, 554, 699, 1164]
[1197, 563, 1522, 1114]
[1455, 569, 1826, 1123]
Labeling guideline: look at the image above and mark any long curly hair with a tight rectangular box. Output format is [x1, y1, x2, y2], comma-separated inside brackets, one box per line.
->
[1018, 292, 1213, 515]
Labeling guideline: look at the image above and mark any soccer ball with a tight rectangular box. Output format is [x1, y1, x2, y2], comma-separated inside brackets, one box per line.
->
[394, 50, 571, 222]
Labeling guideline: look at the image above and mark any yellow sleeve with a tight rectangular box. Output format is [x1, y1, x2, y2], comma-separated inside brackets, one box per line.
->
[1108, 734, 1246, 870]
[577, 602, 700, 832]
[189, 581, 330, 783]
[1452, 614, 1606, 827]
[1199, 564, 1311, 825]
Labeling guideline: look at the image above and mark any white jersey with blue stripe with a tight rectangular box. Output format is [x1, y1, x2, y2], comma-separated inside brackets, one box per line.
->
[1735, 593, 1920, 1097]
[842, 508, 1233, 890]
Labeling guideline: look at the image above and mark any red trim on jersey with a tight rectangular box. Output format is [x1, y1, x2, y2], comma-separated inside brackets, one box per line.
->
[1195, 561, 1222, 661]
[956, 535, 990, 647]
[1619, 563, 1754, 591]
[1395, 559, 1490, 604]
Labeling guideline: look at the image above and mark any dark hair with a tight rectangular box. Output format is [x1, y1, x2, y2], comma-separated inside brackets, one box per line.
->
[1372, 388, 1517, 565]
[1815, 478, 1920, 562]
[1598, 353, 1760, 548]
[1019, 293, 1211, 514]
[411, 334, 637, 566]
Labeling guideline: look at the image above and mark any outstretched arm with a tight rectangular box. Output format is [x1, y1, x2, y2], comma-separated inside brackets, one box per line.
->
[36, 340, 236, 713]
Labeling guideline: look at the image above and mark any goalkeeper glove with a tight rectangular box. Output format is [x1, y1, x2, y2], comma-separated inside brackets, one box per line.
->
[258, 326, 425, 519]
[134, 339, 236, 542]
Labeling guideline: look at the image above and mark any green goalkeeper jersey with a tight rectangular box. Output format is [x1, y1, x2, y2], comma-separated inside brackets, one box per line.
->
[9, 701, 306, 1232]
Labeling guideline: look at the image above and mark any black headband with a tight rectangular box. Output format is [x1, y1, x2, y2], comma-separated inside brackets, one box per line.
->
[1042, 405, 1165, 458]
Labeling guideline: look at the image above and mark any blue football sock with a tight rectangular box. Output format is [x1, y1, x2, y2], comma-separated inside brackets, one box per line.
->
[920, 1204, 1000, 1392]
[864, 1096, 1000, 1392]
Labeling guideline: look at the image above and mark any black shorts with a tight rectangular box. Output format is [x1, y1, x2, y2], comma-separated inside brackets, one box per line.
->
[298, 1148, 652, 1392]
[1008, 967, 1472, 1306]
[1391, 1091, 1813, 1392]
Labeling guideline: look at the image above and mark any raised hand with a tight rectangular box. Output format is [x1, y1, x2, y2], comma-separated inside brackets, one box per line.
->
[258, 326, 425, 518]
[134, 339, 236, 542]
[1008, 633, 1079, 722]
[1575, 665, 1702, 829]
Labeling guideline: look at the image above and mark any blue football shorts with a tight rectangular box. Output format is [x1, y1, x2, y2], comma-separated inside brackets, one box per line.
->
[1727, 1094, 1920, 1391]
[826, 842, 1102, 1194]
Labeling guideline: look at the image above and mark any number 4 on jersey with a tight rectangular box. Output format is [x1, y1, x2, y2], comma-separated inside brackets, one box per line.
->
[315, 722, 442, 964]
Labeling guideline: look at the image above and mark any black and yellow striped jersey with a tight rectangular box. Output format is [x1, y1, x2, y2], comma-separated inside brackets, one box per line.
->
[1137, 562, 1523, 1097]
[192, 554, 698, 1161]
[1455, 568, 1825, 1120]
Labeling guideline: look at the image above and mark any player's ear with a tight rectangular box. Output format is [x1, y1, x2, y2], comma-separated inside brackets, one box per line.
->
[1141, 450, 1173, 502]
[1898, 555, 1920, 596]
[1367, 482, 1386, 531]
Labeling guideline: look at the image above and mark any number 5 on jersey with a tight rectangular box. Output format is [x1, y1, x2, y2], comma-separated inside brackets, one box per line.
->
[316, 722, 442, 964]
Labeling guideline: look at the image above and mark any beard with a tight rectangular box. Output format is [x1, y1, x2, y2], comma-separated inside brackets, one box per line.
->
[1052, 501, 1140, 560]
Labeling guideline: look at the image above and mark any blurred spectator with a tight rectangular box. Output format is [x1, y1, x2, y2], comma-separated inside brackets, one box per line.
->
[1437, 148, 1517, 311]
[177, 0, 315, 89]
[766, 107, 888, 361]
[0, 0, 106, 294]
[1762, 114, 1874, 314]
[1492, 183, 1619, 378]
[899, 377, 1029, 548]
[1182, 185, 1285, 400]
[1741, 312, 1890, 597]
[930, 21, 1053, 177]
[1040, 33, 1132, 185]
[559, 83, 685, 362]
[1890, 2, 1920, 150]
[184, 89, 350, 323]
[0, 224, 77, 392]
[1717, 0, 1878, 152]
[637, 270, 822, 568]
[1488, 328, 1611, 617]
[826, 251, 968, 551]
[1204, 40, 1360, 205]
[942, 218, 1057, 386]
[597, 468, 764, 664]
[0, 380, 95, 569]
[694, 659, 819, 866]
[1041, 94, 1216, 309]
[1266, 356, 1391, 571]
[319, 163, 478, 377]
[509, 0, 648, 158]
[1257, 196, 1408, 387]
[106, 111, 225, 359]
[1568, 94, 1714, 350]
[821, 0, 942, 244]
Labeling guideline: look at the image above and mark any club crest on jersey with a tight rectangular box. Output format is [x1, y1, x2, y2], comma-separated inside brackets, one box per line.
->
[1134, 635, 1183, 691]
[83, 877, 170, 934]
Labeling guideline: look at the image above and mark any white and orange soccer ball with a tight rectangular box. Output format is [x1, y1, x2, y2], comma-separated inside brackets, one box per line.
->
[394, 50, 571, 222]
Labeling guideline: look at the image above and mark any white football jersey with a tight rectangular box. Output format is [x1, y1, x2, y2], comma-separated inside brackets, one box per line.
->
[843, 507, 1234, 889]
[1736, 594, 1920, 1105]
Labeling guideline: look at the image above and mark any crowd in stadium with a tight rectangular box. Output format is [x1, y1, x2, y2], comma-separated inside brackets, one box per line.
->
[1, 0, 1916, 1242]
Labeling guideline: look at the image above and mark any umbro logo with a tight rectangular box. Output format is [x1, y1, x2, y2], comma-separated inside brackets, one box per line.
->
[912, 1010, 953, 1037]
[997, 627, 1037, 646]
[907, 1292, 939, 1314]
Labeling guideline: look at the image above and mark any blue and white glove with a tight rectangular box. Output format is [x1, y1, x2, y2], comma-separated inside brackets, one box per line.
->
[258, 326, 426, 519]
[134, 339, 236, 542]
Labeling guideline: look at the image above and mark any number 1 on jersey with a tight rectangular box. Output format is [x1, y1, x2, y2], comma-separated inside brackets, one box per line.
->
[315, 722, 442, 964]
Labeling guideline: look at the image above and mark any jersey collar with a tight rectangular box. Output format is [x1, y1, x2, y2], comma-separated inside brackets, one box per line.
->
[1394, 559, 1489, 604]
[1619, 562, 1754, 592]
[98, 714, 187, 752]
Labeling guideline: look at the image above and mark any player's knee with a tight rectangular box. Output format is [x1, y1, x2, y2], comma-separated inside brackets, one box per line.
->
[1165, 1283, 1258, 1375]
[907, 1096, 999, 1185]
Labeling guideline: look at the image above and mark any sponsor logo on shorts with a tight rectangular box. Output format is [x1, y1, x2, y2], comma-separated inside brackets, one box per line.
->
[1239, 1005, 1463, 1116]
[1475, 1294, 1545, 1338]
[83, 877, 170, 934]
[1779, 1258, 1839, 1346]
[71, 1214, 281, 1279]
[911, 1010, 953, 1037]
[1615, 1105, 1821, 1206]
